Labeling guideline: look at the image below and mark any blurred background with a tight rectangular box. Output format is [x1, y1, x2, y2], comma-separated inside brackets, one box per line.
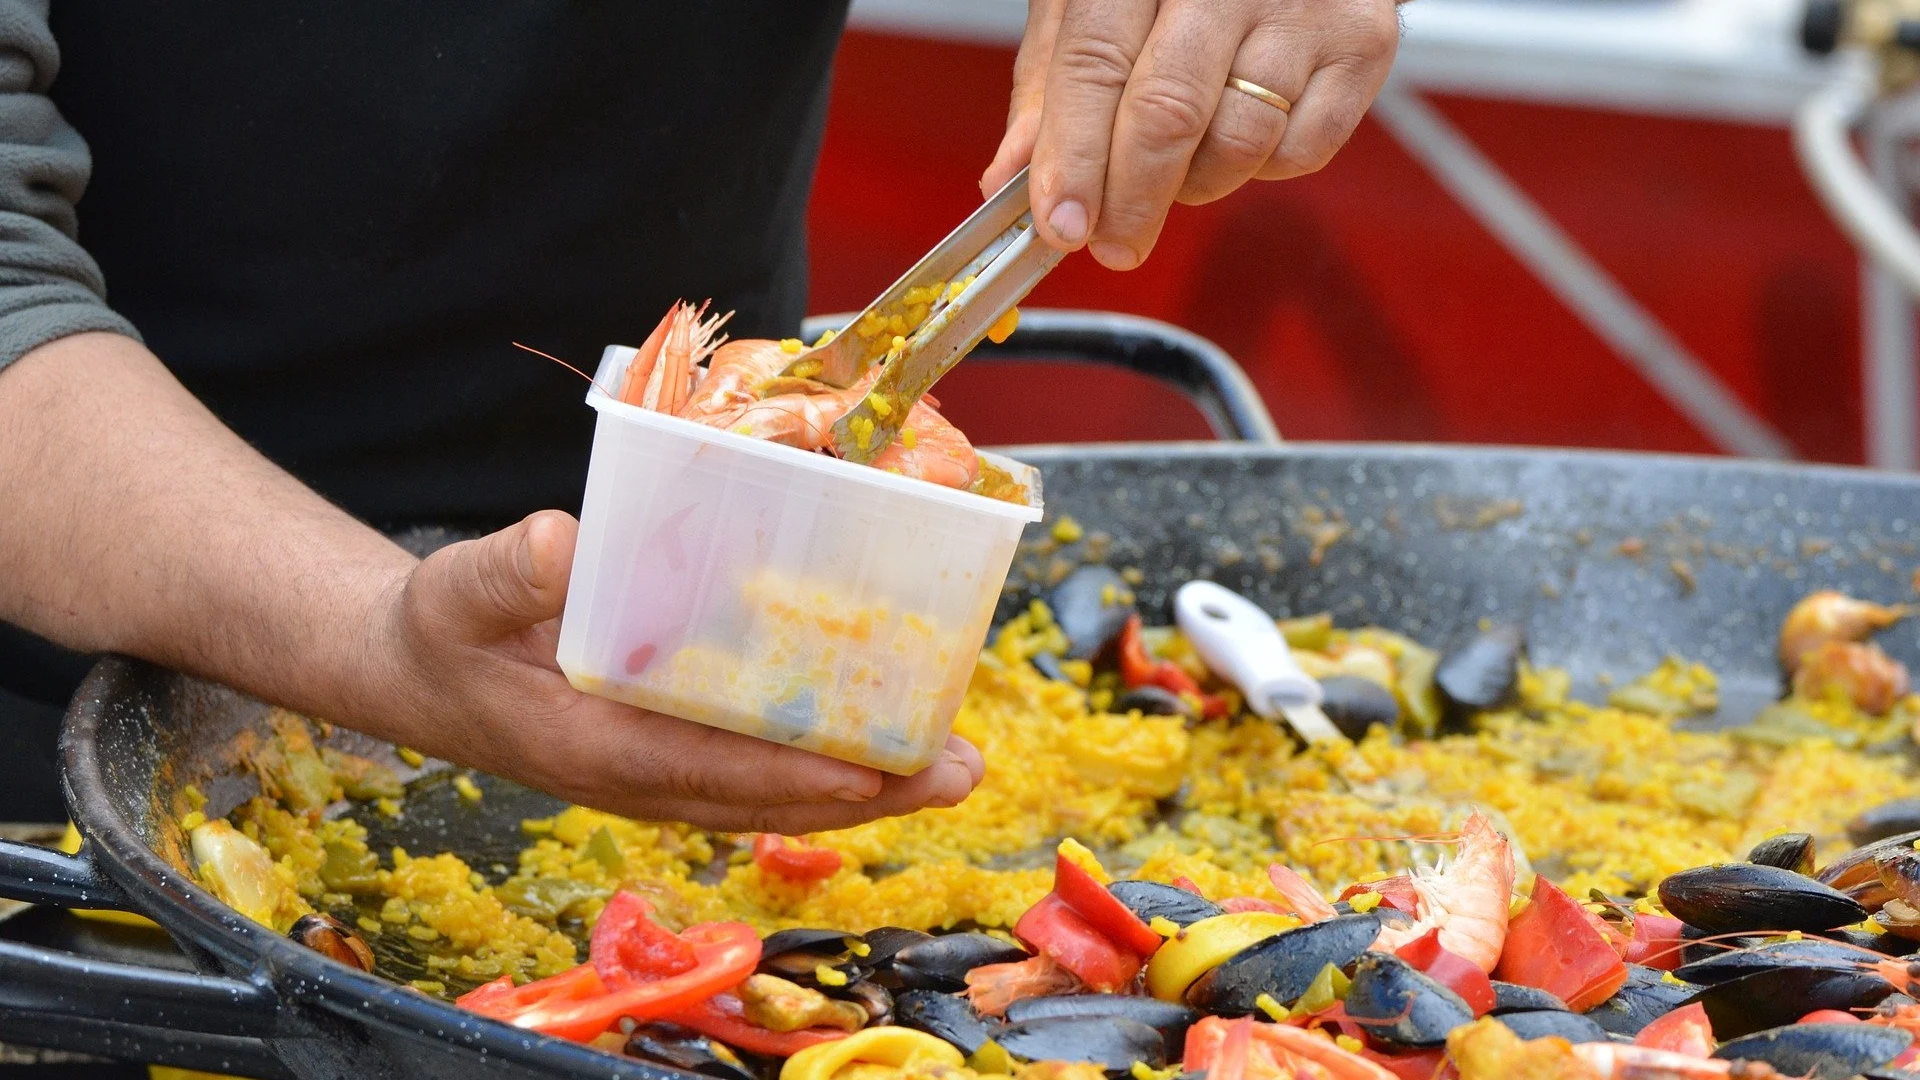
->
[806, 0, 1920, 466]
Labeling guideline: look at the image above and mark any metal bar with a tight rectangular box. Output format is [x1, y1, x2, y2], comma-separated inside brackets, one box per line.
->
[1864, 98, 1920, 471]
[1372, 81, 1796, 460]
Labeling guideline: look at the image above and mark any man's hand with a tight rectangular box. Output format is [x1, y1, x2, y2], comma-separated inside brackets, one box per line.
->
[982, 0, 1401, 271]
[0, 334, 980, 836]
[375, 511, 984, 833]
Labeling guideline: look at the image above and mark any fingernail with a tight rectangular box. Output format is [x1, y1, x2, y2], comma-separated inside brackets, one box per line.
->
[945, 736, 986, 786]
[1089, 241, 1137, 271]
[515, 525, 538, 582]
[832, 786, 874, 803]
[1048, 200, 1089, 246]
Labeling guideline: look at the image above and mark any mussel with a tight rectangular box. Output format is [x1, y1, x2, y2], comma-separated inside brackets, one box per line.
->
[1852, 800, 1920, 848]
[1108, 881, 1225, 929]
[1343, 952, 1474, 1050]
[1050, 566, 1135, 661]
[289, 912, 374, 972]
[1434, 626, 1523, 726]
[1675, 939, 1875, 987]
[758, 928, 859, 986]
[1658, 863, 1867, 935]
[1004, 995, 1197, 1049]
[1489, 981, 1569, 1014]
[1819, 831, 1920, 899]
[623, 1021, 756, 1080]
[895, 990, 994, 1055]
[1713, 1023, 1913, 1080]
[1112, 687, 1195, 721]
[992, 1016, 1167, 1076]
[1686, 963, 1895, 1039]
[1746, 833, 1817, 876]
[887, 932, 1028, 993]
[1495, 1010, 1608, 1045]
[1032, 652, 1071, 684]
[1317, 676, 1402, 740]
[1584, 965, 1697, 1037]
[1184, 913, 1380, 1017]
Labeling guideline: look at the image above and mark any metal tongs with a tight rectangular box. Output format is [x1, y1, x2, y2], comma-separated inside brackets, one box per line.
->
[777, 166, 1066, 464]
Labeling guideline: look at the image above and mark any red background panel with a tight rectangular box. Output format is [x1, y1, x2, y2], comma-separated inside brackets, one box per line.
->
[807, 30, 1867, 461]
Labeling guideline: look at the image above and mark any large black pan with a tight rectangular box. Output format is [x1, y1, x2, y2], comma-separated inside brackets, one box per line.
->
[3, 312, 1919, 1079]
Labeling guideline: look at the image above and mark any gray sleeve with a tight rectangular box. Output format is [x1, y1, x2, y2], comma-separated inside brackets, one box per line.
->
[0, 0, 140, 372]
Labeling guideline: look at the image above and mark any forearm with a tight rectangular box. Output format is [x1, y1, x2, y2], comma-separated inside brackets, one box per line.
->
[0, 331, 419, 732]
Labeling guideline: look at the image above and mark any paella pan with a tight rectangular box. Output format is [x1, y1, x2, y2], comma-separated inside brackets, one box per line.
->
[6, 314, 1920, 1080]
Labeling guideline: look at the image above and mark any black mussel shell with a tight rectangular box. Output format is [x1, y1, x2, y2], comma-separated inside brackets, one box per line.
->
[1659, 863, 1867, 935]
[891, 932, 1029, 993]
[992, 1016, 1166, 1076]
[1714, 1023, 1913, 1080]
[1050, 566, 1135, 661]
[1032, 652, 1071, 683]
[1495, 1010, 1609, 1044]
[1109, 881, 1226, 928]
[1676, 939, 1877, 986]
[1185, 914, 1380, 1017]
[1113, 686, 1195, 720]
[839, 980, 894, 1026]
[1747, 833, 1817, 876]
[1853, 801, 1920, 848]
[860, 927, 935, 988]
[1318, 676, 1402, 740]
[1343, 951, 1474, 1050]
[895, 990, 994, 1054]
[1491, 981, 1569, 1014]
[1686, 964, 1895, 1039]
[1004, 995, 1197, 1049]
[1825, 925, 1918, 957]
[1863, 1071, 1920, 1080]
[1678, 924, 1767, 968]
[290, 912, 374, 973]
[1584, 965, 1697, 1037]
[624, 1022, 757, 1080]
[758, 928, 858, 983]
[1434, 626, 1523, 725]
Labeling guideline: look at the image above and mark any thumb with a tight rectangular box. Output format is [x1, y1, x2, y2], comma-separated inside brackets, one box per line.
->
[419, 510, 577, 639]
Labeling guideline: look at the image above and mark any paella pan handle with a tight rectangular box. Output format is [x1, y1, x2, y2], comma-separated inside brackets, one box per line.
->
[0, 938, 281, 1036]
[799, 308, 1284, 445]
[0, 834, 131, 908]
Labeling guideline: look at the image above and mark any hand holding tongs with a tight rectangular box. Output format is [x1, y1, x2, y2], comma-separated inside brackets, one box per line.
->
[777, 166, 1065, 465]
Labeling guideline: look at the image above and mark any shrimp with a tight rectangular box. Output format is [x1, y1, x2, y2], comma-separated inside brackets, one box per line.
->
[626, 302, 982, 491]
[1448, 1018, 1772, 1080]
[963, 955, 1083, 1018]
[1779, 590, 1908, 673]
[1370, 811, 1515, 973]
[1791, 639, 1911, 716]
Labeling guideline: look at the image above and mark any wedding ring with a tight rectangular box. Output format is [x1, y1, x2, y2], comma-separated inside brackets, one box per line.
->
[1226, 76, 1292, 114]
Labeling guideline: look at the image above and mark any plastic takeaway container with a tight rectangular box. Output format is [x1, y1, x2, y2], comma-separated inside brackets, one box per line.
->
[556, 343, 1045, 775]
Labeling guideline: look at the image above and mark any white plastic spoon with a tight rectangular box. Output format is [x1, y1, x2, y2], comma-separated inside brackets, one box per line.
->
[1174, 581, 1343, 746]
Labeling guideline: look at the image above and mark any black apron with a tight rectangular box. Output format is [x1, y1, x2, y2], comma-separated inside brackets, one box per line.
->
[1, 2, 850, 816]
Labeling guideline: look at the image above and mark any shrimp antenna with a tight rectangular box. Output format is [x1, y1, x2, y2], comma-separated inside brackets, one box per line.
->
[514, 342, 617, 399]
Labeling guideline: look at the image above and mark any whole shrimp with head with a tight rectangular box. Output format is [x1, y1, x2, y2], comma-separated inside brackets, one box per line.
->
[617, 300, 982, 491]
[1370, 810, 1517, 973]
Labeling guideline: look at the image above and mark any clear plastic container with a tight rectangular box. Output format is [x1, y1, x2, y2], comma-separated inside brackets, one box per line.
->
[556, 343, 1044, 775]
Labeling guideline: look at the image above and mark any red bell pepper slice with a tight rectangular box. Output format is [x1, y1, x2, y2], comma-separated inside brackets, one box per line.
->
[1361, 1047, 1450, 1080]
[751, 834, 843, 883]
[1635, 1002, 1715, 1057]
[1186, 1016, 1401, 1080]
[1013, 893, 1141, 992]
[669, 993, 851, 1056]
[1117, 615, 1229, 719]
[1492, 877, 1628, 1013]
[1171, 876, 1207, 896]
[1621, 913, 1686, 971]
[466, 921, 761, 1043]
[1052, 852, 1164, 958]
[1800, 1008, 1863, 1025]
[1394, 929, 1495, 1017]
[591, 891, 697, 988]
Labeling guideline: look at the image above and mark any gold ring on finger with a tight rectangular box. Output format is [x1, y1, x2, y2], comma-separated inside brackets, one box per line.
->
[1226, 76, 1292, 115]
